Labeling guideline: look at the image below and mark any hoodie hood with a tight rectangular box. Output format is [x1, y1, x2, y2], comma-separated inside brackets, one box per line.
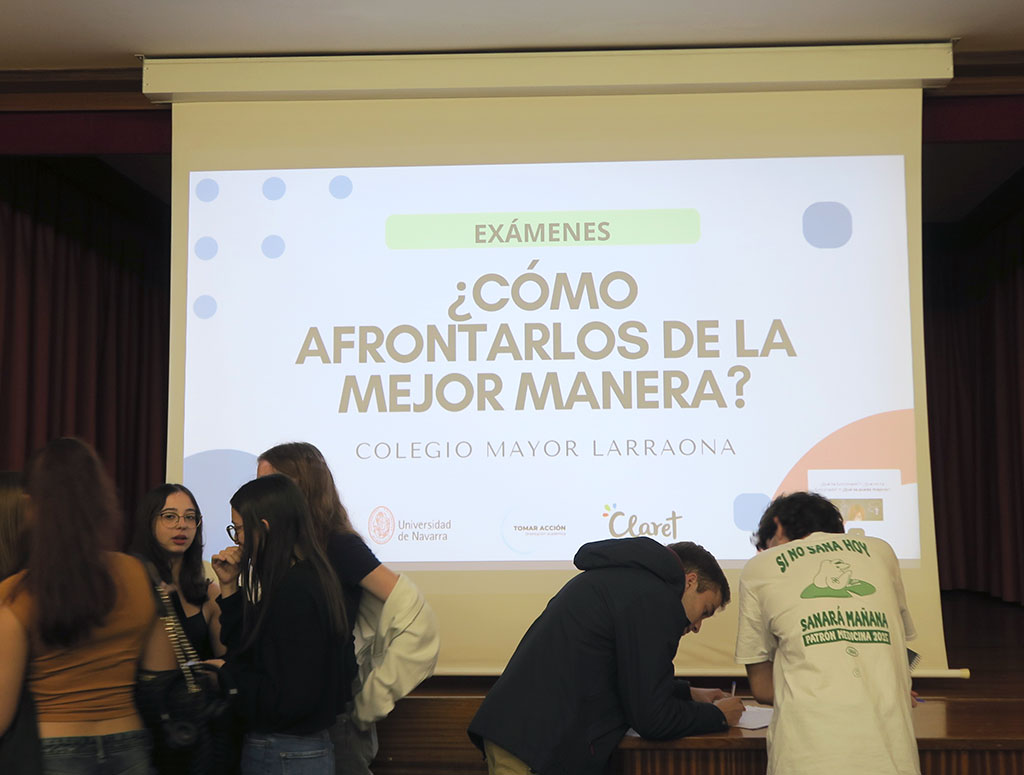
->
[574, 536, 686, 590]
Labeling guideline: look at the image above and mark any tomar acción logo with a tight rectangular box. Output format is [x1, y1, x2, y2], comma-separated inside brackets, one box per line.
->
[368, 506, 396, 544]
[601, 502, 682, 539]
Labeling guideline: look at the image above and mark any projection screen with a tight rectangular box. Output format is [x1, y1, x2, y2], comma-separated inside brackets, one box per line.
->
[145, 44, 962, 675]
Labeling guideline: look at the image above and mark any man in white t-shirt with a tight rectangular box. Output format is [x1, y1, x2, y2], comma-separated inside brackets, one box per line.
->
[735, 492, 920, 775]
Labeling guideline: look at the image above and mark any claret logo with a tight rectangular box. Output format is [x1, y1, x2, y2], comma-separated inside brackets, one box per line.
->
[602, 503, 682, 539]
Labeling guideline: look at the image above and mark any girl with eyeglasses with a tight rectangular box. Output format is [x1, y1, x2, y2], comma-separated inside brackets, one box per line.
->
[209, 474, 347, 774]
[131, 483, 241, 775]
[131, 483, 226, 661]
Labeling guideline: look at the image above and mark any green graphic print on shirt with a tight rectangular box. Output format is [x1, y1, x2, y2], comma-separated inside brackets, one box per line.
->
[772, 536, 892, 648]
[800, 559, 877, 599]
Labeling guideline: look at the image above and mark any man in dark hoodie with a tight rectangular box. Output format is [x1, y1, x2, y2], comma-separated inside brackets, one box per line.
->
[468, 536, 744, 775]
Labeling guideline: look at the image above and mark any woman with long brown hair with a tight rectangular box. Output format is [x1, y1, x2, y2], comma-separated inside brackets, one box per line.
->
[256, 442, 438, 775]
[131, 482, 233, 775]
[210, 473, 347, 774]
[0, 437, 174, 774]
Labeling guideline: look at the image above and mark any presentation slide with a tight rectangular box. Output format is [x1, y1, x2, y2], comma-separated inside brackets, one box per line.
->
[182, 155, 920, 566]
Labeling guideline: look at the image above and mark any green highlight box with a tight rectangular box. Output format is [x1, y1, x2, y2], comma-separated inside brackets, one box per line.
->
[385, 209, 700, 249]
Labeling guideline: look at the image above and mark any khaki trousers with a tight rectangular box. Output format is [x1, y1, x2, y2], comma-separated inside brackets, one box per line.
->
[483, 739, 535, 775]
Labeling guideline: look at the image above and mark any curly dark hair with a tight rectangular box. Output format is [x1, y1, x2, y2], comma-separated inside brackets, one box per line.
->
[754, 491, 845, 550]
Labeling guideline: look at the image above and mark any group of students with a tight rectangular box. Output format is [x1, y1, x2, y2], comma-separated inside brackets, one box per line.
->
[0, 437, 439, 775]
[1, 437, 920, 775]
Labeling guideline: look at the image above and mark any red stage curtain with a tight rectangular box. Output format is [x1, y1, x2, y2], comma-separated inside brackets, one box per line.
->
[924, 170, 1024, 604]
[0, 157, 169, 543]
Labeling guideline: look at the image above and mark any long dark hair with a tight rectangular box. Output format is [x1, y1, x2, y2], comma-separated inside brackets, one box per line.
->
[258, 442, 355, 546]
[131, 483, 209, 607]
[230, 474, 346, 651]
[0, 471, 28, 580]
[20, 437, 120, 647]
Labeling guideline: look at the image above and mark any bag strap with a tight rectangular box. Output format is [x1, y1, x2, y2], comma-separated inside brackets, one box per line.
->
[135, 556, 203, 695]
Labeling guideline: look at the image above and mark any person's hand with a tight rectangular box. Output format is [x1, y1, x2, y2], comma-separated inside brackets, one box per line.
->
[911, 689, 921, 708]
[211, 546, 242, 595]
[714, 696, 745, 726]
[197, 659, 225, 689]
[691, 687, 728, 703]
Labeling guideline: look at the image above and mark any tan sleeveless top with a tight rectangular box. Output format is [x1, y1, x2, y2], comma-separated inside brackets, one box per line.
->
[0, 552, 157, 722]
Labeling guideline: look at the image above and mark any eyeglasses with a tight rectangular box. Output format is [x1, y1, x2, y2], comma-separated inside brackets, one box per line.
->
[158, 510, 201, 527]
[226, 524, 243, 544]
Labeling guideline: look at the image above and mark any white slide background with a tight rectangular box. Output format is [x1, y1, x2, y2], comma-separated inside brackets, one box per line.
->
[182, 155, 918, 566]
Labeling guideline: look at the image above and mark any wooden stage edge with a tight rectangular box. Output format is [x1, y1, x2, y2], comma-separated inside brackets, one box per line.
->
[374, 693, 1024, 775]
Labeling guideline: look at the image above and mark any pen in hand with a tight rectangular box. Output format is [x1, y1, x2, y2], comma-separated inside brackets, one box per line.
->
[731, 680, 736, 697]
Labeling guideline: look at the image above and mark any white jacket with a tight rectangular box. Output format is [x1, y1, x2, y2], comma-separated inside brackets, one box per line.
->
[351, 573, 440, 728]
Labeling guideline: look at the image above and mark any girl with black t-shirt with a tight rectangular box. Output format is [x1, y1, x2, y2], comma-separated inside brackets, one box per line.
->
[210, 474, 347, 775]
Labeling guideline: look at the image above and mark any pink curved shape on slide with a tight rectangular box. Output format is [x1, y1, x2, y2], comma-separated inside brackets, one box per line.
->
[775, 409, 917, 497]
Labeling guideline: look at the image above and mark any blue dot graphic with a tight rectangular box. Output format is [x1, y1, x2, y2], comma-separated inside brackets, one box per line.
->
[803, 202, 853, 249]
[183, 449, 260, 559]
[733, 492, 771, 533]
[262, 235, 285, 259]
[194, 237, 218, 260]
[263, 177, 286, 200]
[194, 295, 218, 319]
[195, 179, 219, 202]
[329, 176, 353, 199]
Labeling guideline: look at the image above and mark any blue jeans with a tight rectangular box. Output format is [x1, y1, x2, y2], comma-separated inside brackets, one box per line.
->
[328, 709, 378, 775]
[241, 730, 334, 775]
[40, 730, 153, 775]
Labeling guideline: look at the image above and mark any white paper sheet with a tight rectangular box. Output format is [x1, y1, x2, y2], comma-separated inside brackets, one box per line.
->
[736, 704, 774, 729]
